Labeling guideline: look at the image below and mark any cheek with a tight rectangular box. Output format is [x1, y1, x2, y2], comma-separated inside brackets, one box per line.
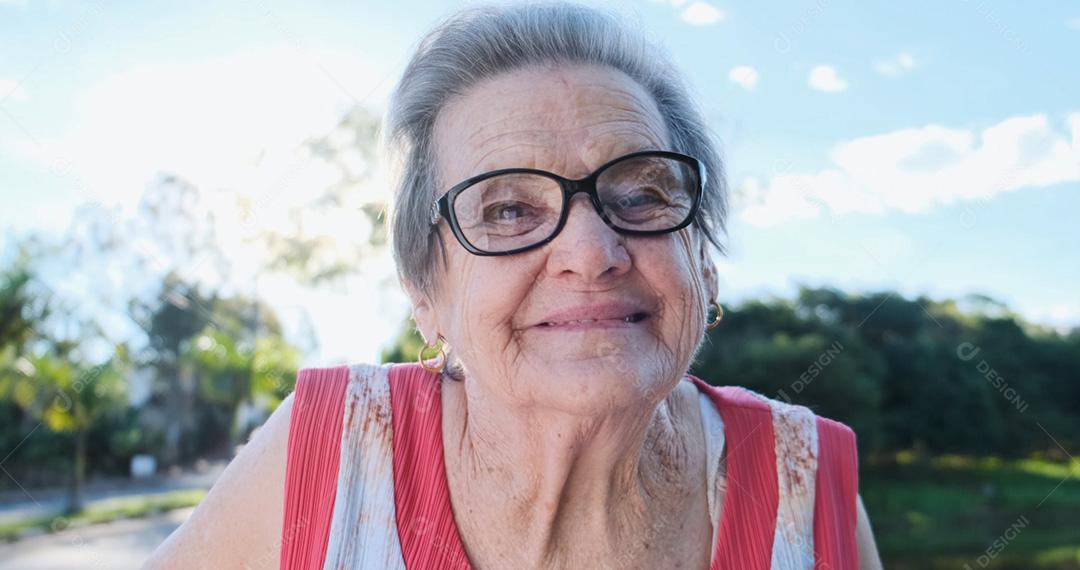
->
[640, 232, 706, 337]
[443, 251, 538, 342]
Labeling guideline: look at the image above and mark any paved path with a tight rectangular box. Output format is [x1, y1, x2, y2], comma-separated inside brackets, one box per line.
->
[0, 461, 224, 525]
[0, 507, 192, 570]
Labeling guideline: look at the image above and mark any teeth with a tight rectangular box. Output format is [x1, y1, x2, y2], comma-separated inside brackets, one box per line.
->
[541, 313, 647, 326]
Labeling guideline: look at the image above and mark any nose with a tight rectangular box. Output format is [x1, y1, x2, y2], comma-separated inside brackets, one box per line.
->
[544, 193, 631, 283]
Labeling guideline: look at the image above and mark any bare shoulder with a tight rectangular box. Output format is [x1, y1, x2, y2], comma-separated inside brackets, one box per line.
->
[144, 393, 295, 569]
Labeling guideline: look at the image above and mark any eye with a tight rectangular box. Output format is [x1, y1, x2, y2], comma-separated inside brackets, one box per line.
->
[612, 188, 670, 210]
[483, 201, 537, 223]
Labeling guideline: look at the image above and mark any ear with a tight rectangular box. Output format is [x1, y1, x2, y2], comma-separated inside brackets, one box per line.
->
[401, 276, 439, 344]
[698, 235, 719, 305]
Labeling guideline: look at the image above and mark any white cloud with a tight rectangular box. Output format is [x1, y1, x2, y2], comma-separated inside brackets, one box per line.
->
[736, 111, 1080, 226]
[1017, 302, 1080, 332]
[0, 78, 29, 102]
[6, 47, 393, 210]
[807, 65, 848, 93]
[681, 1, 725, 26]
[874, 51, 917, 77]
[728, 65, 759, 90]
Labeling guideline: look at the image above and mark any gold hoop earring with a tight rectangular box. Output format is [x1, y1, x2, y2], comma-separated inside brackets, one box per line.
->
[418, 334, 447, 373]
[706, 300, 724, 330]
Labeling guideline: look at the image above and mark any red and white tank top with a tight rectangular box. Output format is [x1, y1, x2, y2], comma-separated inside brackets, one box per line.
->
[279, 362, 859, 569]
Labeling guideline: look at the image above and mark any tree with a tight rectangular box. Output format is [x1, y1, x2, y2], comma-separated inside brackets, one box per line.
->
[258, 106, 388, 286]
[132, 273, 216, 467]
[1, 331, 128, 512]
[183, 296, 299, 449]
[0, 267, 36, 351]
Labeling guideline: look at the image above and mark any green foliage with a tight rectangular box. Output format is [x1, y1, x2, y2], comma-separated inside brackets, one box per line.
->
[183, 322, 300, 445]
[141, 274, 217, 361]
[0, 297, 130, 510]
[686, 286, 1080, 460]
[0, 258, 301, 500]
[251, 335, 301, 406]
[380, 317, 426, 365]
[133, 273, 300, 463]
[0, 266, 37, 352]
[11, 350, 128, 435]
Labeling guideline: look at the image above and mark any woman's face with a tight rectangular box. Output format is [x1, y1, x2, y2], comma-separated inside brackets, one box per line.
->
[411, 63, 718, 413]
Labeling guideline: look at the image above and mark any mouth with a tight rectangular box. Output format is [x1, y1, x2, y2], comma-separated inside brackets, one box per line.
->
[534, 311, 650, 330]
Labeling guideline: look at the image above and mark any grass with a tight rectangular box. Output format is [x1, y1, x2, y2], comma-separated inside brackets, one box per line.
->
[0, 488, 206, 542]
[862, 455, 1080, 569]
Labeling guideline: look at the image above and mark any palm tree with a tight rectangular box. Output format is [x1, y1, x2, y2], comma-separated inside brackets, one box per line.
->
[3, 340, 127, 512]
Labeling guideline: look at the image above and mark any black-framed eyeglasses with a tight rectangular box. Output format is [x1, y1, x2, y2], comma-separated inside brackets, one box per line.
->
[430, 150, 706, 256]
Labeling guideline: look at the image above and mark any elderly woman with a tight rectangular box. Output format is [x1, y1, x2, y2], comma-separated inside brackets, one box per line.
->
[148, 2, 882, 569]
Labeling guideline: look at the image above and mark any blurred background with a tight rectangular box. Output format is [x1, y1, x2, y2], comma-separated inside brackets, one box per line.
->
[1, 1, 1078, 568]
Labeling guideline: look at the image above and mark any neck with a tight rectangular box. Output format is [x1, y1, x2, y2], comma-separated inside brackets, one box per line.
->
[440, 373, 704, 565]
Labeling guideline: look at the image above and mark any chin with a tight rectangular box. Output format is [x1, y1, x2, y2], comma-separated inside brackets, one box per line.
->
[537, 358, 674, 406]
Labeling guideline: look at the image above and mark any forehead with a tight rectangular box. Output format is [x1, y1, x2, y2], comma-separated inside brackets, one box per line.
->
[433, 63, 670, 189]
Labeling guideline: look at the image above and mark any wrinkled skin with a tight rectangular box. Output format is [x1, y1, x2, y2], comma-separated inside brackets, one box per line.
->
[409, 61, 718, 417]
[404, 62, 720, 568]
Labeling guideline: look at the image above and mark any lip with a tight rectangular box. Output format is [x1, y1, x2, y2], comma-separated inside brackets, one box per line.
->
[531, 301, 651, 330]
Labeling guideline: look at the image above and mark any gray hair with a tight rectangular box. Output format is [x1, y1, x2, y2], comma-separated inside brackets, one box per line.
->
[383, 1, 729, 295]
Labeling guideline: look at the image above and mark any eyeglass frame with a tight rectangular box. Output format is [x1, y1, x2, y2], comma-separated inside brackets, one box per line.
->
[429, 149, 708, 256]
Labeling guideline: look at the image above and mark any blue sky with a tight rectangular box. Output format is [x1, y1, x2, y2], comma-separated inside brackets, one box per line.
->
[2, 0, 1078, 363]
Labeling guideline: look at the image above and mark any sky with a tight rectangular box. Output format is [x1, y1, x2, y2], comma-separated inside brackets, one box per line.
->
[1, 0, 1078, 364]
